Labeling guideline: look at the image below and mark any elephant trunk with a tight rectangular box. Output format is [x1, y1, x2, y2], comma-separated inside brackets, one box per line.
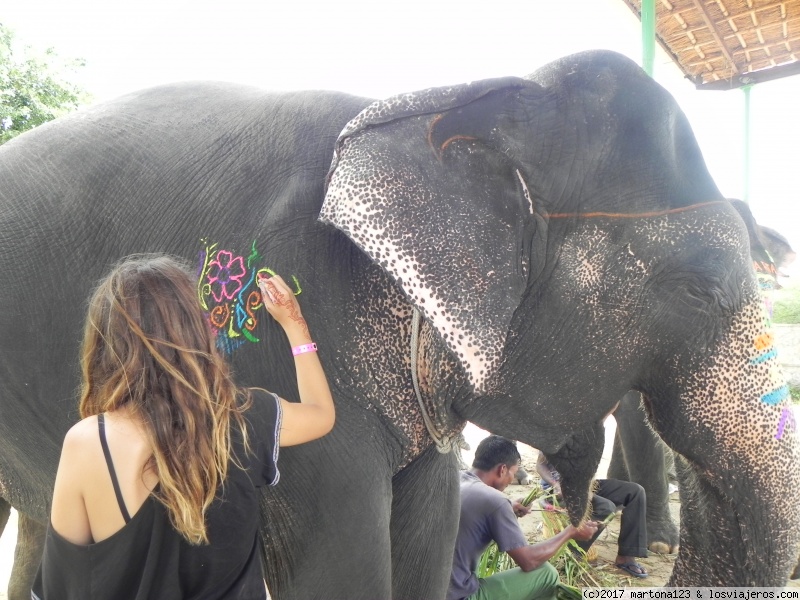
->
[669, 452, 799, 586]
[650, 299, 800, 586]
[544, 422, 606, 526]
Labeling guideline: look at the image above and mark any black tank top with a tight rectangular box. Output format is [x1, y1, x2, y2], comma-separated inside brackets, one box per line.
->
[97, 412, 133, 523]
[32, 389, 282, 600]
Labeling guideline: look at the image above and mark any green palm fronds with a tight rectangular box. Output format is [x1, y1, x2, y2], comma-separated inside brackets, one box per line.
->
[541, 500, 618, 589]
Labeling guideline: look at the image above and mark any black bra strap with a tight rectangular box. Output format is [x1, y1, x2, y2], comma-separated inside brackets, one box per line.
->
[98, 413, 131, 523]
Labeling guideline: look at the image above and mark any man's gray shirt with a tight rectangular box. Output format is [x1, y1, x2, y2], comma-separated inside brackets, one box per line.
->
[447, 471, 527, 600]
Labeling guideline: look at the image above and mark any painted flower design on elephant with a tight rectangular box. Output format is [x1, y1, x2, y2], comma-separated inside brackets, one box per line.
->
[206, 250, 246, 303]
[197, 240, 303, 354]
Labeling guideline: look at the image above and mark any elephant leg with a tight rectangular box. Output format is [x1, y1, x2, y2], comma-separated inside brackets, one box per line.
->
[8, 511, 46, 600]
[613, 391, 679, 553]
[390, 445, 460, 600]
[260, 421, 393, 600]
[606, 428, 629, 481]
[663, 446, 678, 484]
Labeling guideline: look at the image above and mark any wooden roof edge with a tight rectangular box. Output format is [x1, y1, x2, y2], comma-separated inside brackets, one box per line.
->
[693, 59, 800, 90]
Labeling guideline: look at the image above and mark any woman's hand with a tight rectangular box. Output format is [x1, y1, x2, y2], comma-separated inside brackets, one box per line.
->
[258, 274, 310, 342]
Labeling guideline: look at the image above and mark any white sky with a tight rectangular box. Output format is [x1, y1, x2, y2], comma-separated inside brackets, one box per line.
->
[3, 0, 799, 257]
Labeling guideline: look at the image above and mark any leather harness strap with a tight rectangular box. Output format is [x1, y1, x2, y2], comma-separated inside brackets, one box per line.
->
[410, 308, 457, 454]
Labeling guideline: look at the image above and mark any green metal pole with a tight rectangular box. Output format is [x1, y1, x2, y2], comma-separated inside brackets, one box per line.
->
[641, 0, 656, 76]
[742, 84, 752, 203]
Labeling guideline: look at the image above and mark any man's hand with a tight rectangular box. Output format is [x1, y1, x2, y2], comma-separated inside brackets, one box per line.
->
[512, 499, 531, 518]
[572, 520, 599, 542]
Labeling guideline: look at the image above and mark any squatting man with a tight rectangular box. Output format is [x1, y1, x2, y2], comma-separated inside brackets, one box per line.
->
[447, 435, 598, 600]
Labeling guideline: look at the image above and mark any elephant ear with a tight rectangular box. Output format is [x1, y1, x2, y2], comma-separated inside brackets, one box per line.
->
[321, 78, 542, 393]
[727, 198, 781, 290]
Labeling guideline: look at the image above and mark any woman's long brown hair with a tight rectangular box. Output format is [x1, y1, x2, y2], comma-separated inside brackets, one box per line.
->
[79, 255, 250, 545]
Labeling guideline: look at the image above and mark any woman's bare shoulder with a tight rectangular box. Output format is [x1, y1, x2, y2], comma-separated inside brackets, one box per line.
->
[59, 416, 102, 462]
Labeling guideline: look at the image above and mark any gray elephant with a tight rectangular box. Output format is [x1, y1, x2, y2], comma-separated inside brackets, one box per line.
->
[0, 50, 797, 598]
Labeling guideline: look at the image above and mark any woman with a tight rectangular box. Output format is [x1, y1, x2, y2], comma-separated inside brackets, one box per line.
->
[32, 255, 334, 599]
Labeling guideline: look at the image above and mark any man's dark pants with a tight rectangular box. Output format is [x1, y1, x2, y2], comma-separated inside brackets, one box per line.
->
[575, 479, 648, 558]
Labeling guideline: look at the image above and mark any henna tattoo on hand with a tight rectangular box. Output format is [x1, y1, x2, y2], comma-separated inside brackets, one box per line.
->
[266, 280, 310, 340]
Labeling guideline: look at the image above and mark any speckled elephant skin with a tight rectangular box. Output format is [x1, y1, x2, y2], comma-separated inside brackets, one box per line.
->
[0, 50, 797, 599]
[607, 210, 797, 558]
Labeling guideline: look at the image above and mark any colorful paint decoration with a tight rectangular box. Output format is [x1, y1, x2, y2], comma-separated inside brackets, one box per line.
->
[197, 239, 301, 354]
[761, 385, 790, 406]
[750, 300, 796, 440]
[775, 407, 796, 440]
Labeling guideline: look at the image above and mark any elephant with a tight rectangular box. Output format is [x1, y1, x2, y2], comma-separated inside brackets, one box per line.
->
[0, 49, 798, 598]
[507, 203, 795, 556]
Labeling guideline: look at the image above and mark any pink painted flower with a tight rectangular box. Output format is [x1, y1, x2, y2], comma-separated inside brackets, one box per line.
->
[206, 251, 246, 302]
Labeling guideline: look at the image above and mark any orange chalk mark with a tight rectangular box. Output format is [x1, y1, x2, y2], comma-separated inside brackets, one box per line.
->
[753, 260, 777, 274]
[244, 290, 262, 331]
[440, 135, 477, 153]
[548, 200, 727, 220]
[209, 304, 230, 329]
[425, 115, 476, 161]
[754, 333, 774, 351]
[426, 114, 444, 156]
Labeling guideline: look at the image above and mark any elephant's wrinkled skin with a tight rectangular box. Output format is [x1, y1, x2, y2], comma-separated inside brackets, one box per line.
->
[0, 50, 797, 597]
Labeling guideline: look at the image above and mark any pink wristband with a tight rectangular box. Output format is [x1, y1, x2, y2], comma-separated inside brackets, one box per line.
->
[292, 343, 318, 356]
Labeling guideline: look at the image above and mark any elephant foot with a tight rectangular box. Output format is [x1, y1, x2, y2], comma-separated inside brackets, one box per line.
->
[514, 466, 533, 485]
[648, 540, 679, 555]
[646, 518, 680, 555]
